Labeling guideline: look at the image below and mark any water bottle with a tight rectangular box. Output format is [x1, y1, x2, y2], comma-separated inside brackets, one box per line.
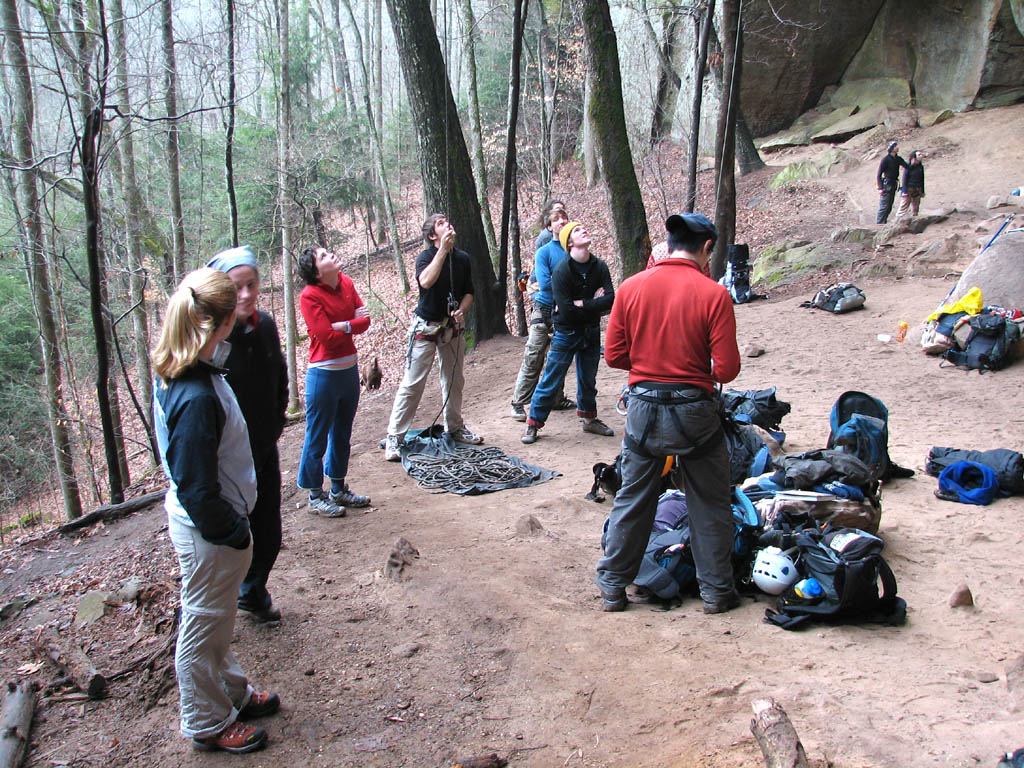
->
[793, 578, 823, 600]
[895, 320, 908, 342]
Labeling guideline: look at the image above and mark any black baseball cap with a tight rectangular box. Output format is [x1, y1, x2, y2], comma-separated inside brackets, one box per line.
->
[665, 212, 717, 239]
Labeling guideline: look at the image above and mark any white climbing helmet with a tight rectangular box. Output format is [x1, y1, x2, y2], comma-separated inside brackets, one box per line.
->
[751, 546, 799, 595]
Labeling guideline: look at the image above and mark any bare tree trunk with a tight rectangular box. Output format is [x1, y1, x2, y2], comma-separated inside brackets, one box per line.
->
[162, 0, 186, 282]
[498, 0, 528, 296]
[339, 0, 410, 293]
[686, 0, 714, 213]
[2, 0, 82, 520]
[111, 0, 154, 456]
[649, 1, 685, 145]
[278, 0, 301, 414]
[712, 0, 741, 280]
[509, 167, 527, 336]
[225, 0, 240, 245]
[372, 0, 386, 244]
[384, 0, 507, 340]
[329, 0, 355, 116]
[583, 67, 599, 187]
[577, 0, 650, 277]
[736, 111, 765, 175]
[460, 0, 498, 268]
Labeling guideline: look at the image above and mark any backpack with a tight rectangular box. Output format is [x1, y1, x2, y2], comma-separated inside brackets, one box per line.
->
[631, 488, 762, 601]
[764, 526, 906, 630]
[720, 244, 755, 304]
[920, 311, 968, 355]
[804, 283, 866, 314]
[827, 390, 913, 482]
[722, 387, 791, 431]
[926, 447, 1024, 495]
[942, 311, 1022, 371]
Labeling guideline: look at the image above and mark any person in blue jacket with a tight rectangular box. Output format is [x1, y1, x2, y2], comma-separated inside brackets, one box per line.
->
[153, 268, 280, 754]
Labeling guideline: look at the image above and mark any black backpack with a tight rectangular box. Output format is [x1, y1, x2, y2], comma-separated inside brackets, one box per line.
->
[764, 526, 906, 630]
[803, 282, 866, 314]
[942, 311, 1021, 372]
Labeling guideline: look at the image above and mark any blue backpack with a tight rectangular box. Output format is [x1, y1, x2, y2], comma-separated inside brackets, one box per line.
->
[827, 391, 912, 482]
[630, 488, 762, 601]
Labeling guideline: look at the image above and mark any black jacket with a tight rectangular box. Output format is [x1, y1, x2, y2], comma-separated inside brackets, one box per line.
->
[551, 255, 614, 331]
[901, 163, 925, 194]
[223, 311, 288, 467]
[877, 153, 907, 188]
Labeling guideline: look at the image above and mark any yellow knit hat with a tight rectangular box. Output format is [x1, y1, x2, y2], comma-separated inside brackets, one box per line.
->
[559, 221, 582, 252]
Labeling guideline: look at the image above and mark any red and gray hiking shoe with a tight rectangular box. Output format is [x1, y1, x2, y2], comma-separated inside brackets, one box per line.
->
[192, 722, 268, 754]
[239, 691, 281, 720]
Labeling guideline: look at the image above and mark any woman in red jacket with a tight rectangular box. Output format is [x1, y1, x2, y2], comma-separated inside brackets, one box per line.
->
[297, 247, 371, 517]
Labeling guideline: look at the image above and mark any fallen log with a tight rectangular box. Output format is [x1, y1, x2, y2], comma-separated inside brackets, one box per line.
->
[56, 490, 165, 534]
[0, 681, 35, 768]
[750, 698, 809, 768]
[37, 635, 107, 699]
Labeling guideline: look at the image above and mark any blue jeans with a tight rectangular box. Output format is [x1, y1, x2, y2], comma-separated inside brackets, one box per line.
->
[528, 325, 601, 425]
[298, 365, 360, 493]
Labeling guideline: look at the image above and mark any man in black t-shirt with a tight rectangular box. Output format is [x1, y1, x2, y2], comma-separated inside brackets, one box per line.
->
[876, 141, 908, 224]
[384, 213, 483, 460]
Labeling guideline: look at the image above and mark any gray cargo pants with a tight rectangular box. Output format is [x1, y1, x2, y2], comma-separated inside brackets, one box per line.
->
[596, 385, 736, 604]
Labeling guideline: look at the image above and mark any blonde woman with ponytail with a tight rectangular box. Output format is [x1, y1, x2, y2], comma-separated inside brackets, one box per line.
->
[152, 268, 280, 755]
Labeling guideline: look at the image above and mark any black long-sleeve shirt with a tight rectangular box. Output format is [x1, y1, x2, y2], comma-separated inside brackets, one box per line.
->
[551, 254, 614, 331]
[877, 153, 908, 188]
[901, 163, 925, 194]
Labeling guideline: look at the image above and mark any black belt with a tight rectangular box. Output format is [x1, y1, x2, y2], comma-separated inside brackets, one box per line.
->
[630, 382, 711, 404]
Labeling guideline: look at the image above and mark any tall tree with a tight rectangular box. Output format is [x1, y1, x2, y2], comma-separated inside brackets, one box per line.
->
[161, 0, 186, 281]
[685, 0, 714, 213]
[498, 0, 527, 296]
[2, 0, 83, 520]
[225, 0, 240, 245]
[384, 0, 506, 341]
[460, 0, 498, 266]
[110, 0, 154, 453]
[278, 0, 302, 413]
[711, 0, 741, 280]
[582, 67, 599, 187]
[339, 0, 410, 293]
[577, 0, 650, 277]
[647, 0, 685, 145]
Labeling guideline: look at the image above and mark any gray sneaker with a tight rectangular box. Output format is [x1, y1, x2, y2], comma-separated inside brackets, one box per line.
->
[521, 424, 539, 444]
[449, 425, 484, 445]
[330, 484, 370, 508]
[510, 404, 527, 422]
[384, 434, 402, 462]
[308, 495, 346, 518]
[582, 417, 614, 436]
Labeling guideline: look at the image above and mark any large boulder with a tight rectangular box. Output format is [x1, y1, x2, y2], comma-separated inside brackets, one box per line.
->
[953, 234, 1024, 308]
[769, 149, 859, 189]
[844, 0, 1024, 112]
[811, 103, 890, 143]
[752, 242, 865, 286]
[831, 78, 912, 110]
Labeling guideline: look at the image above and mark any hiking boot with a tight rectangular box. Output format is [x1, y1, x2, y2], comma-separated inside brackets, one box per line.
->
[192, 722, 267, 754]
[553, 396, 577, 411]
[330, 484, 370, 508]
[449, 425, 484, 445]
[600, 589, 628, 612]
[510, 404, 527, 422]
[582, 417, 614, 437]
[702, 592, 741, 615]
[239, 691, 281, 720]
[308, 494, 346, 518]
[384, 434, 402, 462]
[239, 603, 281, 624]
[521, 425, 539, 444]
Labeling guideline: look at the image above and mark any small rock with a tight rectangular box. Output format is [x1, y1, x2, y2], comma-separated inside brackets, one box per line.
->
[304, 668, 315, 676]
[515, 514, 544, 536]
[986, 195, 1006, 209]
[114, 577, 142, 603]
[392, 641, 422, 659]
[976, 671, 999, 683]
[74, 590, 110, 628]
[949, 583, 974, 608]
[744, 344, 766, 358]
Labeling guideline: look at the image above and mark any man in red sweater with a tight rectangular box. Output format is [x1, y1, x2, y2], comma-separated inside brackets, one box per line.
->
[595, 212, 742, 614]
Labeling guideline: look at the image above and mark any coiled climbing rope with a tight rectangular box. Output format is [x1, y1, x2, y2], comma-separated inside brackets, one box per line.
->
[405, 444, 535, 493]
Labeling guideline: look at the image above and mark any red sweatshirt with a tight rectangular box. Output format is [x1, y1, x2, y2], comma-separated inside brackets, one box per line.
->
[605, 258, 740, 391]
[300, 275, 371, 364]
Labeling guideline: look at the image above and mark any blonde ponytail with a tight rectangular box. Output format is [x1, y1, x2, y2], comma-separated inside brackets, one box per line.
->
[153, 268, 237, 381]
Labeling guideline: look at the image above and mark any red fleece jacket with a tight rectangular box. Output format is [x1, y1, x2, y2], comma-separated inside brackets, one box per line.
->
[300, 275, 370, 363]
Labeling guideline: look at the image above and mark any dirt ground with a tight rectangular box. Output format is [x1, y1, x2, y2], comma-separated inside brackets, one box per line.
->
[1, 104, 1023, 768]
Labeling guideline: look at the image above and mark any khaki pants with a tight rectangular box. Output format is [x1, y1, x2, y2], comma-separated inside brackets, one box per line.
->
[168, 515, 254, 739]
[387, 323, 466, 438]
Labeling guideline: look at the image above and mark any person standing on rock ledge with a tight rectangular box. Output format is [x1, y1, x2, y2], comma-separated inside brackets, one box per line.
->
[876, 140, 908, 224]
[595, 213, 741, 615]
[895, 151, 926, 221]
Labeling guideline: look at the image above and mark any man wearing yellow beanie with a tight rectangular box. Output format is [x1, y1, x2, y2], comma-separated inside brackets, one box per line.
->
[522, 221, 615, 444]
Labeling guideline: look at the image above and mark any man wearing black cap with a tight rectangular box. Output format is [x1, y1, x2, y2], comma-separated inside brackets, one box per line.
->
[876, 141, 908, 224]
[207, 246, 288, 624]
[595, 213, 742, 614]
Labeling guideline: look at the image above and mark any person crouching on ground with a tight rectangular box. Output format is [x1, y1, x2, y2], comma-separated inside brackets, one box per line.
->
[296, 246, 372, 517]
[595, 213, 742, 615]
[152, 268, 280, 754]
[206, 246, 287, 625]
[384, 213, 483, 460]
[522, 221, 615, 444]
[894, 151, 925, 221]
